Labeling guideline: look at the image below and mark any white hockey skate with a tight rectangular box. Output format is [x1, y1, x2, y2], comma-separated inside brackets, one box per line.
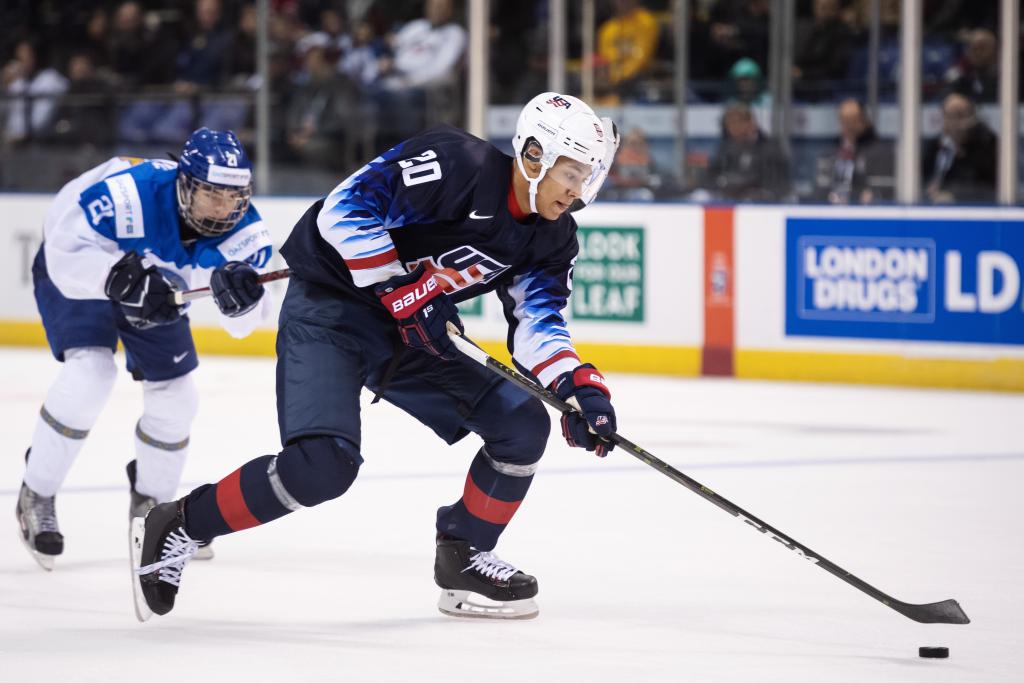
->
[434, 536, 539, 620]
[16, 482, 63, 571]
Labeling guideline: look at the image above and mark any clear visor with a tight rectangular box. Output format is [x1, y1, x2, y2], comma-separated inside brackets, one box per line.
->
[543, 156, 594, 197]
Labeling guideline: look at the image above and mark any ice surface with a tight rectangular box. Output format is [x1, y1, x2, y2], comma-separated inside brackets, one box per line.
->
[1, 347, 1021, 682]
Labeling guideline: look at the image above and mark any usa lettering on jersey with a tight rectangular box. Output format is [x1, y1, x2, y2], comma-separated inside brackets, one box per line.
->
[405, 245, 509, 293]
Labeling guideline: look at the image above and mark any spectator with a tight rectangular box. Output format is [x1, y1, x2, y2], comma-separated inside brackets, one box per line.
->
[3, 40, 68, 144]
[726, 57, 769, 106]
[489, 0, 540, 104]
[174, 0, 234, 92]
[107, 1, 176, 87]
[706, 0, 770, 85]
[374, 0, 466, 148]
[945, 28, 999, 103]
[295, 7, 352, 65]
[339, 20, 386, 89]
[77, 8, 111, 72]
[378, 0, 466, 91]
[286, 44, 360, 170]
[793, 0, 853, 101]
[604, 127, 664, 202]
[922, 93, 996, 204]
[705, 103, 790, 202]
[594, 0, 659, 105]
[50, 51, 114, 145]
[813, 99, 893, 204]
[227, 3, 259, 86]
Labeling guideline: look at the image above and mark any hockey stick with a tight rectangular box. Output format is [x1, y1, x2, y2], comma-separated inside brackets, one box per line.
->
[445, 323, 970, 625]
[170, 268, 292, 305]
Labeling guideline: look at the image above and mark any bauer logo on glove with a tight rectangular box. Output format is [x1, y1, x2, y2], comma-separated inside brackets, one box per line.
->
[375, 265, 464, 359]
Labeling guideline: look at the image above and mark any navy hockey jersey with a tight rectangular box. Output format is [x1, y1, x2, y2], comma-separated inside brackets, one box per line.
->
[280, 125, 584, 387]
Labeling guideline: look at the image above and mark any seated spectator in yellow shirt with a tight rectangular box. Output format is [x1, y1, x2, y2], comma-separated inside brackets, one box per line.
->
[596, 0, 659, 104]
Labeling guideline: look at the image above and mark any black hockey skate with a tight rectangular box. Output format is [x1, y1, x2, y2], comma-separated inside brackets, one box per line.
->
[434, 535, 539, 619]
[130, 499, 198, 622]
[126, 460, 213, 560]
[16, 481, 63, 571]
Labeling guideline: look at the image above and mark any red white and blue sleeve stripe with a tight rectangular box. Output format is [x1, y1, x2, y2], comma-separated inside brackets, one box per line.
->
[502, 264, 581, 388]
[316, 155, 410, 287]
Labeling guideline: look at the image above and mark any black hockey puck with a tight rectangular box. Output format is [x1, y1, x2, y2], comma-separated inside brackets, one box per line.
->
[918, 646, 949, 658]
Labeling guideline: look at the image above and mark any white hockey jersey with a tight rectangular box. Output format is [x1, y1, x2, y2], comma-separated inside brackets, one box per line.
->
[42, 156, 274, 338]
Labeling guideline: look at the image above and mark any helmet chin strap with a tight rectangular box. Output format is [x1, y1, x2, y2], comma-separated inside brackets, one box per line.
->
[515, 154, 548, 215]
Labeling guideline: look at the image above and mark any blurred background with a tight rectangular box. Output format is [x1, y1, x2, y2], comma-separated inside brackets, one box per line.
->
[0, 0, 1020, 205]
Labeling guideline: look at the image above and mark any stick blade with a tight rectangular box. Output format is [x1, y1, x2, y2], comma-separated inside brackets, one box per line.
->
[893, 598, 970, 624]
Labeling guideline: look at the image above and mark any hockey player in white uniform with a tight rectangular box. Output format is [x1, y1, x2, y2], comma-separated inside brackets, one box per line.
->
[17, 128, 274, 570]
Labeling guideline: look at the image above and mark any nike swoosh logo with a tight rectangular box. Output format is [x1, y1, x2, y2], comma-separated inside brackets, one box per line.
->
[469, 210, 493, 220]
[173, 352, 190, 364]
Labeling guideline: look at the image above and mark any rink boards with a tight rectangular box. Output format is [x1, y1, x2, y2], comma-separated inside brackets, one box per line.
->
[1, 195, 1022, 391]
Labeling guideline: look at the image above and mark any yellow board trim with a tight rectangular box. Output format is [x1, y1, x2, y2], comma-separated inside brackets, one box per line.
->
[0, 321, 49, 347]
[737, 349, 1024, 393]
[3, 320, 1021, 391]
[0, 320, 703, 377]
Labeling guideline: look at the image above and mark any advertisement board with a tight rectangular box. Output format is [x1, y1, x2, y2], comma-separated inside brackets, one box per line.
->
[786, 217, 1024, 344]
[571, 226, 644, 322]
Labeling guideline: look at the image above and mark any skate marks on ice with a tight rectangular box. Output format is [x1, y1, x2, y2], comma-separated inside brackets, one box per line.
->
[0, 350, 1022, 681]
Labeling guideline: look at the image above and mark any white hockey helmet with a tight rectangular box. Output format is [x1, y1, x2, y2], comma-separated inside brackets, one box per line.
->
[512, 92, 618, 213]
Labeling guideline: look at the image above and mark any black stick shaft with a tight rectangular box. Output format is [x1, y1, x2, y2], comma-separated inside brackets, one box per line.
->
[446, 326, 969, 625]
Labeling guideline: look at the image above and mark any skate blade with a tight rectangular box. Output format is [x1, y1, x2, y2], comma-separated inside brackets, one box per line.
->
[129, 516, 153, 623]
[193, 543, 215, 561]
[31, 552, 55, 571]
[17, 527, 56, 571]
[438, 590, 539, 620]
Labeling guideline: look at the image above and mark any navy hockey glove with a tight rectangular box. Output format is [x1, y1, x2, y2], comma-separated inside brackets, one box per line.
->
[552, 363, 616, 457]
[104, 251, 184, 329]
[210, 261, 264, 317]
[375, 264, 464, 360]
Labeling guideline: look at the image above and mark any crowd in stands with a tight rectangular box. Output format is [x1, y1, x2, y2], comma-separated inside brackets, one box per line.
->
[1, 0, 471, 169]
[0, 0, 1015, 203]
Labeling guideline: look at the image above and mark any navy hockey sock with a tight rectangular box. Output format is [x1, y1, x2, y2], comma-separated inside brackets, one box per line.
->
[183, 455, 287, 540]
[183, 437, 362, 541]
[436, 446, 539, 551]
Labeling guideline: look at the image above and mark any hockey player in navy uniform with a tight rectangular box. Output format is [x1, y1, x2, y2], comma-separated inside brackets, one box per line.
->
[17, 128, 273, 570]
[131, 93, 620, 621]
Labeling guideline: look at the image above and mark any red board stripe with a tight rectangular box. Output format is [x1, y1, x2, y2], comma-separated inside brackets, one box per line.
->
[462, 474, 522, 525]
[215, 468, 261, 531]
[702, 206, 735, 377]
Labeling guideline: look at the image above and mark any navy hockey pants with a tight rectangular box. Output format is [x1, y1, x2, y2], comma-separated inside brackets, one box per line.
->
[184, 276, 550, 551]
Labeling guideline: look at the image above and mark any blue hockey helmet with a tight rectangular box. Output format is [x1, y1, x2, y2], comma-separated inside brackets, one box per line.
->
[176, 128, 253, 237]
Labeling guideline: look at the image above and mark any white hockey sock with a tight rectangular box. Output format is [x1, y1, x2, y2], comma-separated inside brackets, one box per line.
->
[134, 374, 198, 503]
[25, 347, 118, 497]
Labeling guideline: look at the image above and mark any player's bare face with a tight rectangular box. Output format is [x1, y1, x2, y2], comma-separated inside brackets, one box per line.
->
[537, 157, 592, 220]
[191, 185, 244, 220]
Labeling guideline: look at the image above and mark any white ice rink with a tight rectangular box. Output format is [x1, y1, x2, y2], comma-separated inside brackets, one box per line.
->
[1, 346, 1022, 682]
